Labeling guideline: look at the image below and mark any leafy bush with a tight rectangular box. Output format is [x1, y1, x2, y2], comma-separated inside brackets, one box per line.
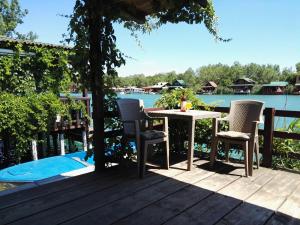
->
[272, 118, 300, 171]
[155, 89, 214, 155]
[0, 92, 87, 164]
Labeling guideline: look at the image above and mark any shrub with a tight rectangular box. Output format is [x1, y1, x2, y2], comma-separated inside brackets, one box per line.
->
[155, 89, 214, 155]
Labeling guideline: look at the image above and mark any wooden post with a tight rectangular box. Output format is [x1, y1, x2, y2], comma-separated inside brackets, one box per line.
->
[42, 135, 47, 157]
[262, 107, 275, 167]
[53, 133, 59, 155]
[82, 130, 88, 152]
[32, 140, 38, 161]
[88, 0, 105, 171]
[83, 88, 91, 117]
[59, 133, 65, 155]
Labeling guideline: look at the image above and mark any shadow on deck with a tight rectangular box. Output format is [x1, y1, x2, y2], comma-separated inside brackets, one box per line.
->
[0, 158, 300, 225]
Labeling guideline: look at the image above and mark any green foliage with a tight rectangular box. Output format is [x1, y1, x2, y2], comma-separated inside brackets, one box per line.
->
[0, 92, 67, 162]
[272, 118, 300, 171]
[155, 89, 213, 154]
[118, 62, 300, 94]
[0, 43, 72, 95]
[0, 41, 83, 164]
[0, 0, 37, 40]
[66, 0, 226, 167]
[155, 88, 205, 109]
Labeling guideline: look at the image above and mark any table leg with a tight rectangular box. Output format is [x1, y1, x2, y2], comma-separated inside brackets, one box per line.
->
[187, 119, 195, 171]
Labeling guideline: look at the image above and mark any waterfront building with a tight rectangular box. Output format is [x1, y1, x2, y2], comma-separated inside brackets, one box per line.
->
[199, 81, 218, 94]
[168, 79, 187, 90]
[294, 76, 300, 94]
[230, 78, 255, 94]
[143, 82, 170, 93]
[261, 81, 288, 95]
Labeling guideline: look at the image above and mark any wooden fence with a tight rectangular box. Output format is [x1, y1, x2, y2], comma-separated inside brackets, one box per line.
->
[58, 96, 300, 169]
[103, 106, 300, 168]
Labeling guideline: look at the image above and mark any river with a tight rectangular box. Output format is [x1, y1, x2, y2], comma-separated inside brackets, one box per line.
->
[118, 93, 300, 129]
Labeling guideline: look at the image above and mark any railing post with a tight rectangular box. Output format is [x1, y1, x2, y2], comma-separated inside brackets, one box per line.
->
[262, 107, 275, 167]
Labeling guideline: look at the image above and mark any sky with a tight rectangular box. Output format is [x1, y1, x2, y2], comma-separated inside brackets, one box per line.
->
[17, 0, 300, 76]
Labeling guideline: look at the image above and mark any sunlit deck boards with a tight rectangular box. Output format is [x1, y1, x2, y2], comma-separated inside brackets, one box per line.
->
[0, 160, 300, 225]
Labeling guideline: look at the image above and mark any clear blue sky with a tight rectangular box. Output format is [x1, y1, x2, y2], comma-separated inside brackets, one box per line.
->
[17, 0, 300, 76]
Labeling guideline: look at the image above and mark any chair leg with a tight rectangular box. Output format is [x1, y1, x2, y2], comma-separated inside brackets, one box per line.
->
[255, 140, 260, 169]
[136, 140, 141, 178]
[210, 138, 218, 168]
[243, 141, 249, 177]
[165, 139, 170, 170]
[142, 142, 148, 178]
[225, 142, 230, 162]
[138, 140, 145, 178]
[248, 140, 254, 176]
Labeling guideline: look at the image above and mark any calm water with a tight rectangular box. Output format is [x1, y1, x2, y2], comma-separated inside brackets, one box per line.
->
[118, 94, 300, 129]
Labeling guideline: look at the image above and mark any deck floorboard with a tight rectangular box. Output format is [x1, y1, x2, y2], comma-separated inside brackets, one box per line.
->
[0, 159, 299, 225]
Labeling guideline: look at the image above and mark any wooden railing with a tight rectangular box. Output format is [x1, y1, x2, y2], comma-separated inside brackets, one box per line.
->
[53, 96, 91, 132]
[102, 106, 300, 168]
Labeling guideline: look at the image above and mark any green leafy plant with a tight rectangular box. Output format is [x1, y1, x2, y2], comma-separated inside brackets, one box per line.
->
[155, 89, 213, 155]
[272, 118, 300, 171]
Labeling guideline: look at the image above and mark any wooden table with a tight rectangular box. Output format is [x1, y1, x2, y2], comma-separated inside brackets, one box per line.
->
[148, 109, 221, 171]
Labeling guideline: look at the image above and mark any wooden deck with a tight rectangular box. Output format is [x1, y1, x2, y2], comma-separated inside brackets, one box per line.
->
[0, 159, 300, 225]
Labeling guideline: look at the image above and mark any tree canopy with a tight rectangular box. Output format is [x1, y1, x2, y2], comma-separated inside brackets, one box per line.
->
[67, 0, 225, 170]
[0, 0, 37, 40]
[117, 62, 299, 94]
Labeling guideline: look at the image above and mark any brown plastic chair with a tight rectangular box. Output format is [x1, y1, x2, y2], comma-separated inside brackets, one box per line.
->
[117, 99, 169, 178]
[210, 100, 264, 176]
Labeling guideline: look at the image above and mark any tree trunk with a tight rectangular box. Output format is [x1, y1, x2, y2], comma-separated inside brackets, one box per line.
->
[88, 0, 105, 171]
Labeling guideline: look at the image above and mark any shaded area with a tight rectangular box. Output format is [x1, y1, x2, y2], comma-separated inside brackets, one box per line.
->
[0, 159, 299, 225]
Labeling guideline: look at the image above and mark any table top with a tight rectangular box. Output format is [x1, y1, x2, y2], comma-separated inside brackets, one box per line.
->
[147, 109, 221, 120]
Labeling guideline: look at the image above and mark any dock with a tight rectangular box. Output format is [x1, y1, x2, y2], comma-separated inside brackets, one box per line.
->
[0, 159, 299, 225]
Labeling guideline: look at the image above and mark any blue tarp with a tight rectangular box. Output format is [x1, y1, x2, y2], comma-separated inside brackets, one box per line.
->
[0, 152, 93, 182]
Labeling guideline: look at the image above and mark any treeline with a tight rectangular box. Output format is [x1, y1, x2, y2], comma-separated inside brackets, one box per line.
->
[116, 62, 300, 94]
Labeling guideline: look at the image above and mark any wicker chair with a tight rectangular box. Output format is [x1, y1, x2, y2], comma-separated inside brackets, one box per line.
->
[117, 99, 169, 178]
[210, 100, 264, 176]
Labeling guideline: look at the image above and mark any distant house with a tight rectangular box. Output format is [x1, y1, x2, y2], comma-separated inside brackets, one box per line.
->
[230, 78, 255, 94]
[199, 81, 217, 94]
[294, 76, 300, 94]
[168, 80, 186, 90]
[143, 82, 170, 93]
[261, 81, 288, 95]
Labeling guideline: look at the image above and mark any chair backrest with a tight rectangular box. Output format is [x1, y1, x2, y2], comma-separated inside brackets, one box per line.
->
[116, 98, 145, 136]
[228, 100, 264, 133]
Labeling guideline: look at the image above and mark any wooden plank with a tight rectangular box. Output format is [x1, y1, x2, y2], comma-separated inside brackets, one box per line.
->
[0, 173, 133, 224]
[275, 109, 300, 118]
[9, 170, 183, 225]
[273, 131, 300, 140]
[164, 167, 273, 225]
[262, 107, 275, 167]
[217, 167, 275, 200]
[60, 162, 216, 225]
[0, 171, 101, 210]
[265, 182, 300, 225]
[114, 168, 242, 225]
[216, 171, 300, 225]
[277, 183, 300, 219]
[8, 161, 189, 225]
[265, 213, 300, 225]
